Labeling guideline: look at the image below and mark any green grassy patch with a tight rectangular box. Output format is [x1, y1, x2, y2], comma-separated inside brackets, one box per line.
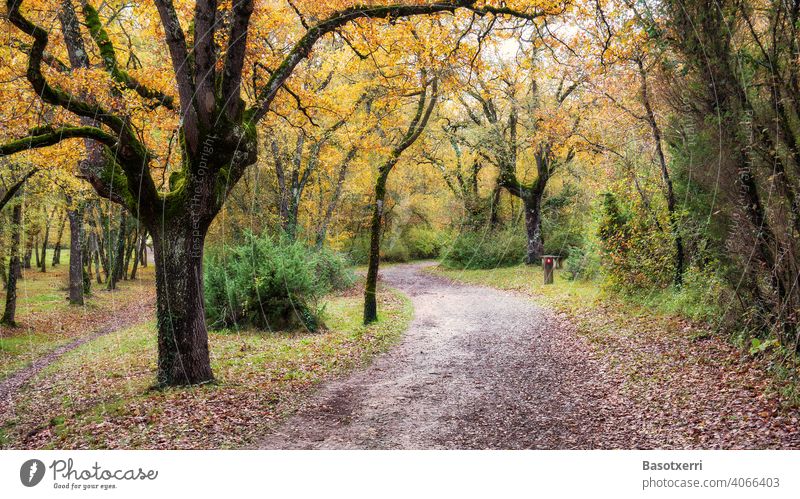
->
[429, 264, 722, 325]
[1, 286, 412, 449]
[0, 265, 155, 380]
[429, 264, 602, 313]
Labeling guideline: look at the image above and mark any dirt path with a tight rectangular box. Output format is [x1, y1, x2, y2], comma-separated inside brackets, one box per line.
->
[0, 295, 155, 406]
[260, 262, 648, 449]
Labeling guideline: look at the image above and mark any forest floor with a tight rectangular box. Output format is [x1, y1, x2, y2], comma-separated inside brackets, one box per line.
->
[3, 261, 798, 449]
[0, 261, 156, 383]
[260, 262, 800, 449]
[0, 279, 411, 449]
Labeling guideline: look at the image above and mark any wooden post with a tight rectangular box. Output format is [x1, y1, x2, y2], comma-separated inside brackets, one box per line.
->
[542, 255, 557, 285]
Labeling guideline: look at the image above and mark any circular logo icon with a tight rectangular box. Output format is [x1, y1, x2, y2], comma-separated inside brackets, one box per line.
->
[20, 459, 45, 487]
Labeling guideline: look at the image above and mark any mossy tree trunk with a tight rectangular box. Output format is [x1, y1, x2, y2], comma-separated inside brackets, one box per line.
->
[502, 145, 555, 265]
[462, 77, 577, 265]
[25, 233, 34, 270]
[635, 57, 684, 287]
[52, 212, 66, 266]
[316, 146, 358, 249]
[2, 201, 23, 326]
[139, 231, 148, 268]
[364, 76, 438, 324]
[363, 171, 390, 324]
[150, 218, 214, 386]
[522, 191, 544, 264]
[130, 227, 141, 280]
[39, 206, 56, 272]
[4, 0, 532, 384]
[107, 212, 127, 290]
[92, 233, 102, 284]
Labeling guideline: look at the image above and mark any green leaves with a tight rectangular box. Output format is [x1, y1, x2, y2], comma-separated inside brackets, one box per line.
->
[749, 338, 780, 356]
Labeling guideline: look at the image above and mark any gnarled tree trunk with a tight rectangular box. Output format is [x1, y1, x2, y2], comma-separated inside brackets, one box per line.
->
[149, 219, 214, 386]
[523, 193, 544, 264]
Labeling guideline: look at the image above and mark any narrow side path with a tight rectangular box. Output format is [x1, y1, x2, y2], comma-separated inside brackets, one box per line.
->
[260, 262, 646, 449]
[0, 295, 155, 406]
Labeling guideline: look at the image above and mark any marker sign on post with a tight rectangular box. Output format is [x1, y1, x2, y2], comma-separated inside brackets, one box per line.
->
[542, 256, 556, 285]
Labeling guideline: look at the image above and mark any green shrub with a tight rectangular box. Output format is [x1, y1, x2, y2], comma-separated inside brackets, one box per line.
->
[345, 235, 370, 265]
[659, 265, 728, 322]
[596, 192, 674, 291]
[543, 225, 582, 258]
[310, 247, 357, 292]
[404, 227, 442, 259]
[346, 227, 443, 264]
[564, 243, 601, 281]
[441, 229, 526, 269]
[382, 238, 411, 262]
[204, 233, 354, 332]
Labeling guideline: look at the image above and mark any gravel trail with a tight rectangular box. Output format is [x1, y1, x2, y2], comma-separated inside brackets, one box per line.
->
[260, 262, 646, 449]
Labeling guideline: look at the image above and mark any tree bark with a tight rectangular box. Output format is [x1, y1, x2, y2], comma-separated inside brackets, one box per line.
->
[2, 202, 23, 326]
[95, 212, 110, 280]
[523, 193, 544, 264]
[0, 225, 5, 288]
[52, 212, 66, 265]
[150, 222, 214, 386]
[316, 146, 357, 248]
[84, 240, 93, 286]
[489, 183, 502, 229]
[130, 229, 140, 280]
[500, 149, 552, 265]
[286, 191, 301, 241]
[124, 227, 137, 279]
[637, 58, 684, 286]
[108, 212, 127, 290]
[92, 232, 102, 284]
[67, 207, 84, 305]
[40, 207, 56, 272]
[33, 236, 40, 269]
[362, 76, 438, 324]
[139, 231, 148, 267]
[363, 172, 389, 324]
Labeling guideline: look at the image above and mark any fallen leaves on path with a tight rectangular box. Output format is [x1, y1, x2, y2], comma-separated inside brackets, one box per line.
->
[434, 266, 800, 449]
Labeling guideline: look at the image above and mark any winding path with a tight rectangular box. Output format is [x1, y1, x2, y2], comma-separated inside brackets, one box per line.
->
[0, 295, 155, 406]
[260, 262, 647, 449]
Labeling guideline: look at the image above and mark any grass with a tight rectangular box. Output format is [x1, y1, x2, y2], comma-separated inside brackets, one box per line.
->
[0, 284, 413, 449]
[429, 263, 723, 323]
[1, 249, 75, 316]
[429, 264, 602, 314]
[0, 262, 155, 380]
